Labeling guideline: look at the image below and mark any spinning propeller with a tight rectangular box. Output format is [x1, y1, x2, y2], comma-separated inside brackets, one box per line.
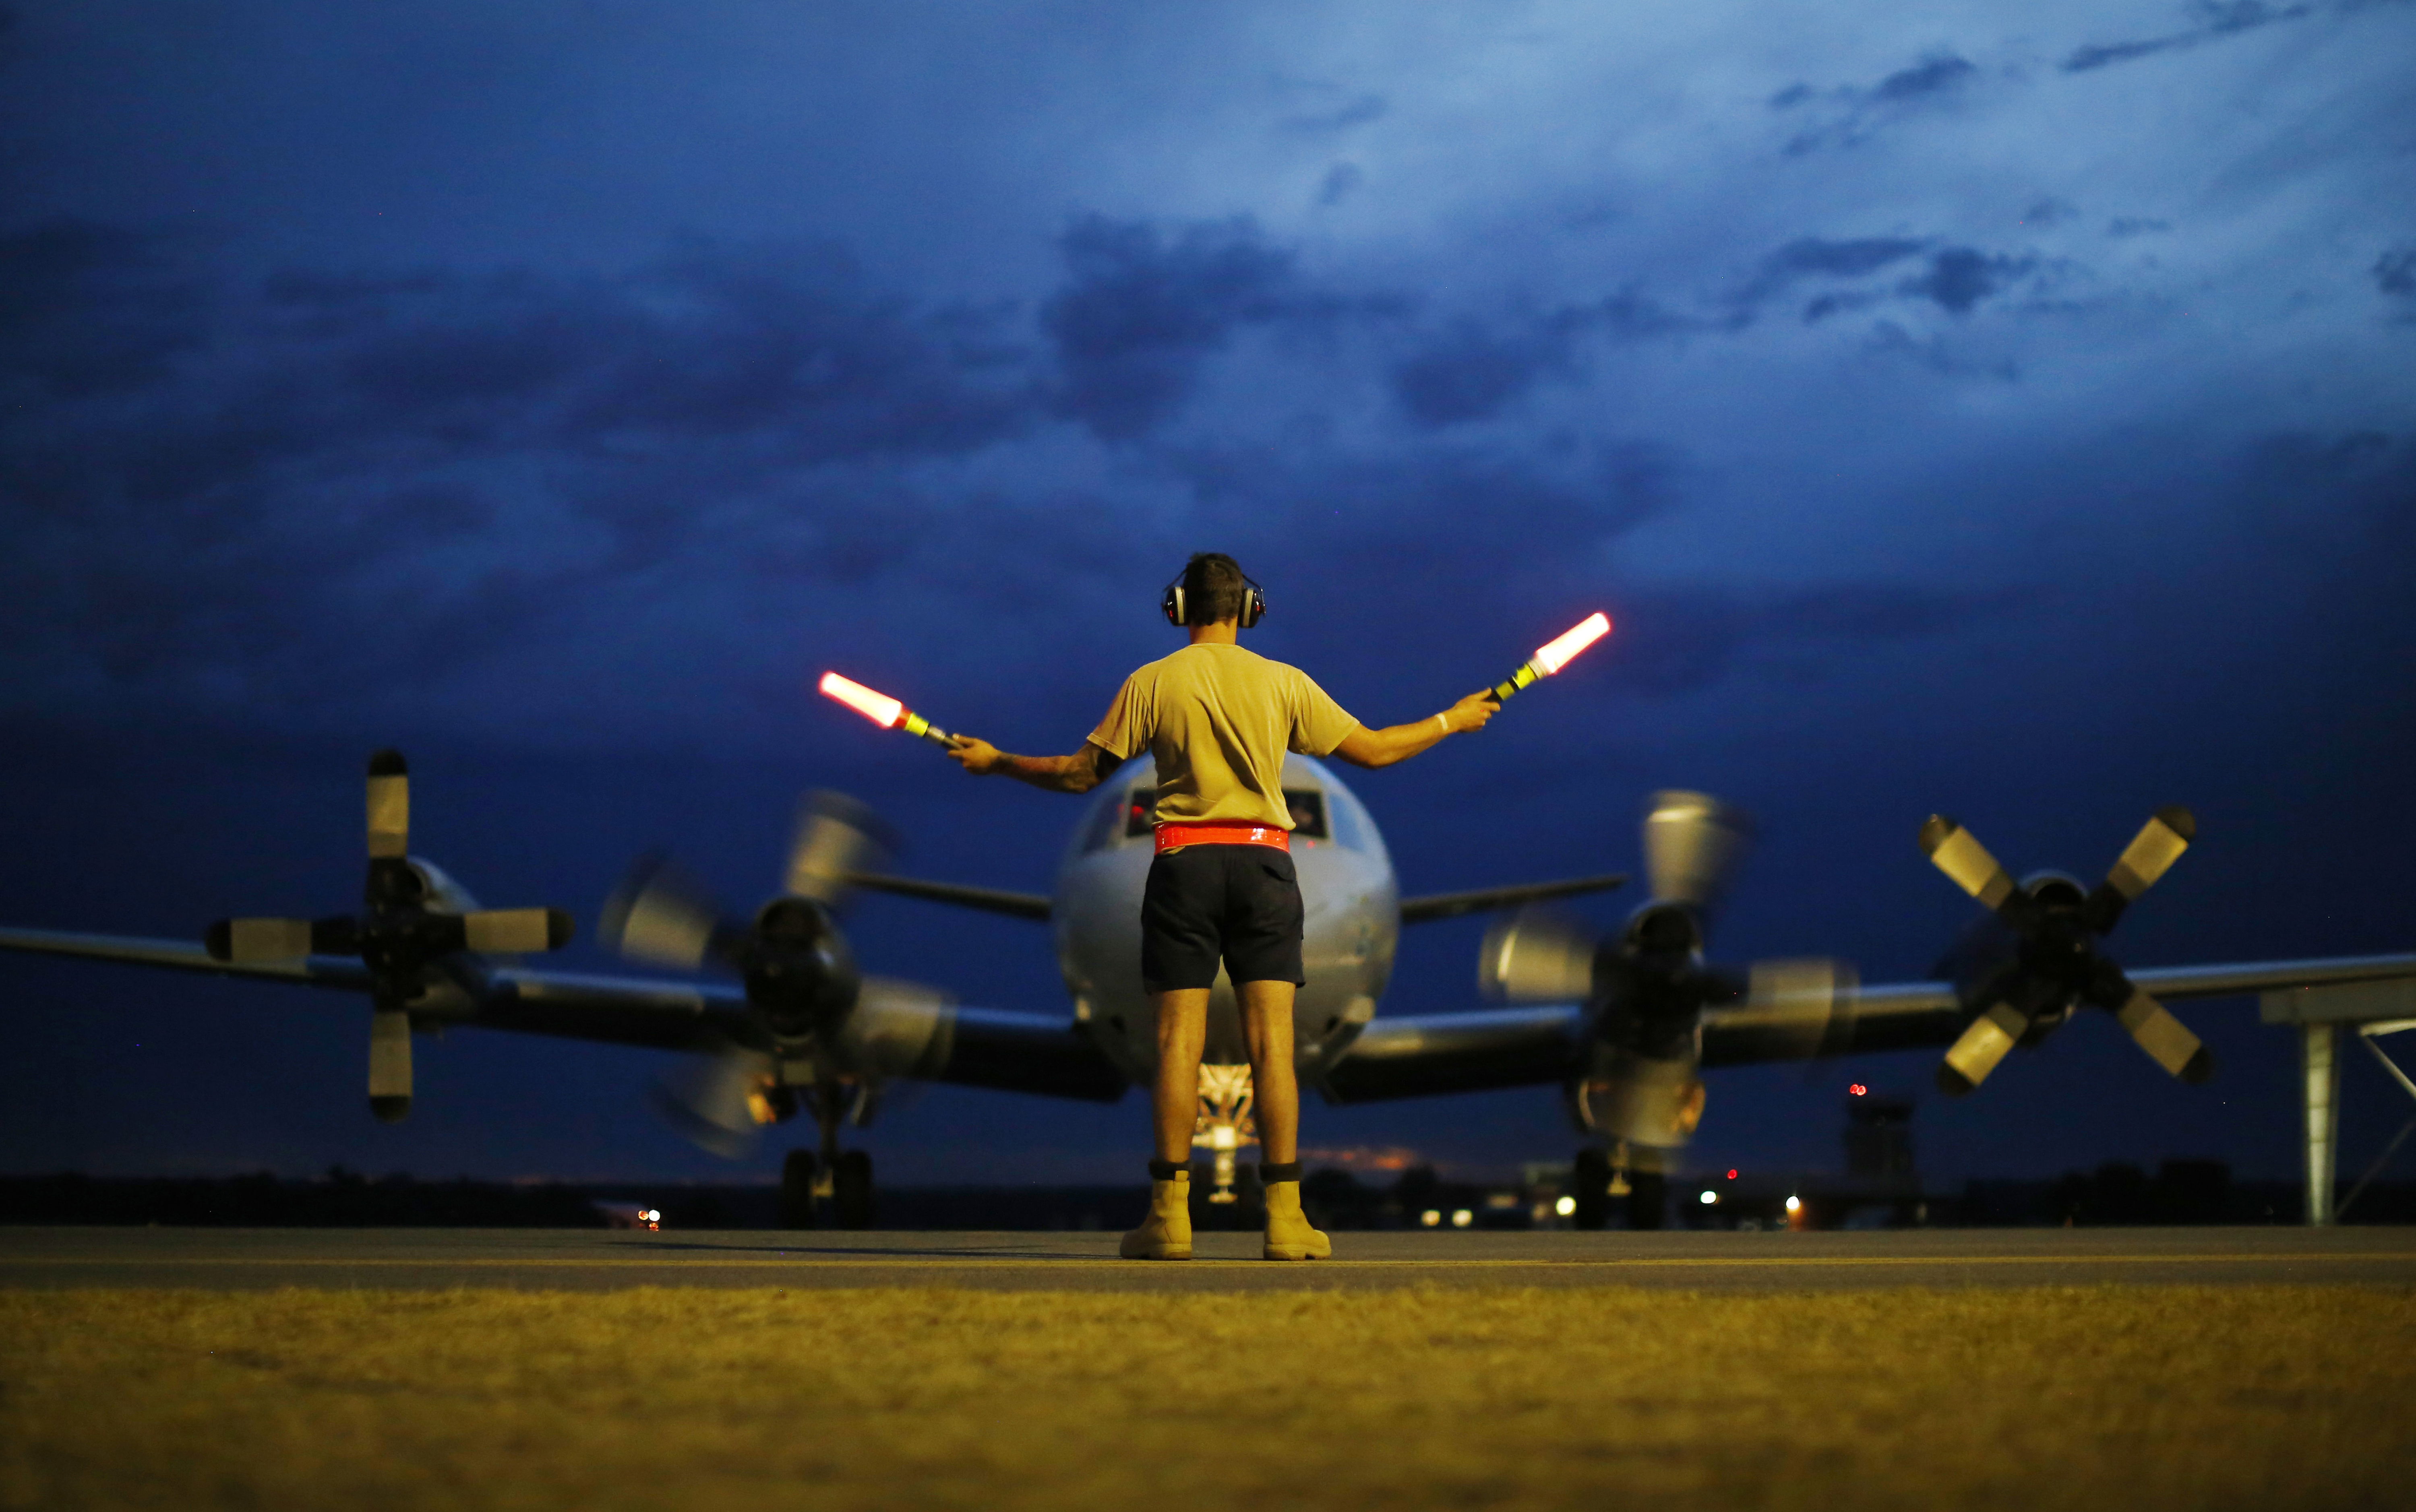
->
[1919, 807, 2210, 1095]
[1479, 791, 1856, 1057]
[599, 792, 908, 1156]
[203, 750, 575, 1121]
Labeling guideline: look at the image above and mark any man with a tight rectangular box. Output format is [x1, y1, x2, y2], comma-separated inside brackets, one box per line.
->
[947, 554, 1497, 1260]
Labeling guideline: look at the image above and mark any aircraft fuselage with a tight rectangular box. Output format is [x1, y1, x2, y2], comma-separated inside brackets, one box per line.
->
[1051, 755, 1398, 1084]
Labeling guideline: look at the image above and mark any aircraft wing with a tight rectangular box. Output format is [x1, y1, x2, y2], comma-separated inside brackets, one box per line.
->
[844, 873, 1052, 921]
[1322, 951, 2416, 1097]
[1397, 874, 1627, 924]
[0, 927, 376, 993]
[0, 924, 1123, 1097]
[1699, 951, 2416, 1067]
[1318, 1006, 1585, 1103]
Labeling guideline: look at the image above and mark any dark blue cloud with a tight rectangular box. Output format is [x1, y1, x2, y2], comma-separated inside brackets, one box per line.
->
[1775, 52, 1979, 155]
[1390, 315, 1581, 429]
[1041, 215, 1301, 441]
[0, 220, 209, 399]
[2063, 1, 2313, 72]
[1871, 54, 1977, 102]
[0, 228, 1051, 716]
[1743, 237, 1931, 320]
[1903, 248, 2035, 314]
[2376, 247, 2416, 298]
[1283, 93, 1386, 132]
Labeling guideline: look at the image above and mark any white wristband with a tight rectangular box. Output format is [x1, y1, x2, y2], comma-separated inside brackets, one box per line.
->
[1434, 713, 1450, 734]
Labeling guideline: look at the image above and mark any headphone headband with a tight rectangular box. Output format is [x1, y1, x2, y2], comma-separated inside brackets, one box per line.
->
[1161, 560, 1265, 630]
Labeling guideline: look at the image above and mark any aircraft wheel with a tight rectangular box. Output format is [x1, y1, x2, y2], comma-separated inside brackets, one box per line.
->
[832, 1150, 876, 1230]
[778, 1150, 819, 1230]
[1570, 1148, 1611, 1231]
[1626, 1171, 1668, 1231]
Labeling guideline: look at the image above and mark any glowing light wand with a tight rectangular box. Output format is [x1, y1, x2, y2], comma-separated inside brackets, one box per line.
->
[819, 671, 957, 748]
[1489, 611, 1612, 703]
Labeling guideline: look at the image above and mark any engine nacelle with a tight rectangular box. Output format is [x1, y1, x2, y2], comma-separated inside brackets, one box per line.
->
[746, 896, 862, 1035]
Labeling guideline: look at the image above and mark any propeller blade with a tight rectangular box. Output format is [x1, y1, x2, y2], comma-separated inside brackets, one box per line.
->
[461, 907, 576, 954]
[784, 791, 895, 907]
[1737, 958, 1860, 1059]
[2112, 985, 2215, 1082]
[646, 1048, 780, 1159]
[369, 1004, 412, 1122]
[1937, 1002, 2028, 1096]
[2085, 806, 2196, 932]
[1918, 815, 2030, 925]
[366, 749, 409, 860]
[599, 853, 732, 971]
[1641, 791, 1752, 912]
[205, 917, 315, 963]
[1478, 907, 1601, 1003]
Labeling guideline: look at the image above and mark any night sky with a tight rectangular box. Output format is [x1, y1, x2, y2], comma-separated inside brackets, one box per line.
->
[4, 1, 2412, 1192]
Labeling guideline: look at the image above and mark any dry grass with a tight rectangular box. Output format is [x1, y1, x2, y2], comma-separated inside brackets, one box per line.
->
[3, 1285, 2412, 1512]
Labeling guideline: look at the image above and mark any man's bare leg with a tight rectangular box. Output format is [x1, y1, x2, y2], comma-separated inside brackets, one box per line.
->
[1241, 978, 1326, 1259]
[1238, 979, 1298, 1166]
[1149, 988, 1211, 1164]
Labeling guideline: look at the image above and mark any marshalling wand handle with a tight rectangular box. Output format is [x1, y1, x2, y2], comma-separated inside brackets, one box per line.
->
[898, 711, 956, 747]
[1489, 661, 1545, 703]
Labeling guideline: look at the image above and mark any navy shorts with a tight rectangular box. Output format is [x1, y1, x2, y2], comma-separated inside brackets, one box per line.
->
[1140, 844, 1305, 994]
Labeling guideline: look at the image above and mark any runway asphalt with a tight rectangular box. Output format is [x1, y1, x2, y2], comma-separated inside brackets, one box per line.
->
[4, 1223, 2412, 1290]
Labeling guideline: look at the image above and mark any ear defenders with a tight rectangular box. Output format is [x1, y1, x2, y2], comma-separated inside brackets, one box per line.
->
[1162, 563, 1266, 629]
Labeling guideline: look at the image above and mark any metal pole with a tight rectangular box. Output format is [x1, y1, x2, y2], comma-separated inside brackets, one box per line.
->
[2302, 1021, 2339, 1226]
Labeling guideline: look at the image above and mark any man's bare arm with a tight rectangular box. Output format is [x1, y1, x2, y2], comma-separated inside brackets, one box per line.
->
[948, 737, 1126, 794]
[1330, 690, 1498, 770]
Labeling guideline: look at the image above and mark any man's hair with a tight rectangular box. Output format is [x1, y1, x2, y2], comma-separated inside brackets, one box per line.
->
[1182, 553, 1249, 626]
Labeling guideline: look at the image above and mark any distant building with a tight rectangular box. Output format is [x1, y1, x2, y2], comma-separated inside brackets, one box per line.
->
[1844, 1093, 1917, 1182]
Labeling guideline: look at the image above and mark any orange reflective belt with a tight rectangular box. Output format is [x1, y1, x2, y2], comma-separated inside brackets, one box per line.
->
[1154, 822, 1290, 854]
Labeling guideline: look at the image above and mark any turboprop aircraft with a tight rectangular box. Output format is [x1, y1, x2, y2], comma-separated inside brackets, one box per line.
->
[5, 748, 2414, 1229]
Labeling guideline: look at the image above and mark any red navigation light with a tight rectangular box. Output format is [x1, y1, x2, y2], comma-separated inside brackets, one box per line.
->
[819, 671, 904, 729]
[1532, 611, 1612, 675]
[1849, 1083, 1868, 1096]
[1727, 1169, 1738, 1180]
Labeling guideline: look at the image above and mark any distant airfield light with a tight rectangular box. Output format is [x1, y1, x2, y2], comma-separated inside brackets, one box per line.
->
[818, 671, 956, 747]
[1421, 1209, 1442, 1227]
[1785, 1195, 1802, 1214]
[1699, 1190, 1718, 1206]
[1489, 611, 1612, 702]
[1849, 1083, 1868, 1097]
[1727, 1169, 1738, 1180]
[1554, 1195, 1577, 1217]
[1450, 1209, 1474, 1228]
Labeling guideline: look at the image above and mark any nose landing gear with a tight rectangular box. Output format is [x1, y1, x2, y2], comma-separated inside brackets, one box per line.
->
[777, 1081, 878, 1229]
[1569, 1143, 1668, 1230]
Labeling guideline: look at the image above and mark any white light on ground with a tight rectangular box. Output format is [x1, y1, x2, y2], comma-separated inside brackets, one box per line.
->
[1554, 1195, 1576, 1217]
[1420, 1209, 1441, 1227]
[1700, 1190, 1718, 1205]
[1450, 1209, 1473, 1228]
[1785, 1196, 1802, 1213]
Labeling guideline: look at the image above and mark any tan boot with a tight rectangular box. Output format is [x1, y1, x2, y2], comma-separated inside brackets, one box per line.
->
[1120, 1164, 1193, 1260]
[1260, 1165, 1330, 1262]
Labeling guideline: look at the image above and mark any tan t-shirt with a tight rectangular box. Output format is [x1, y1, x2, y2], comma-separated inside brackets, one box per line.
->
[1086, 644, 1360, 828]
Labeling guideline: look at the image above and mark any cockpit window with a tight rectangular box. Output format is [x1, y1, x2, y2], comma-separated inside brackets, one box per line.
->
[1324, 786, 1367, 852]
[1284, 790, 1328, 839]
